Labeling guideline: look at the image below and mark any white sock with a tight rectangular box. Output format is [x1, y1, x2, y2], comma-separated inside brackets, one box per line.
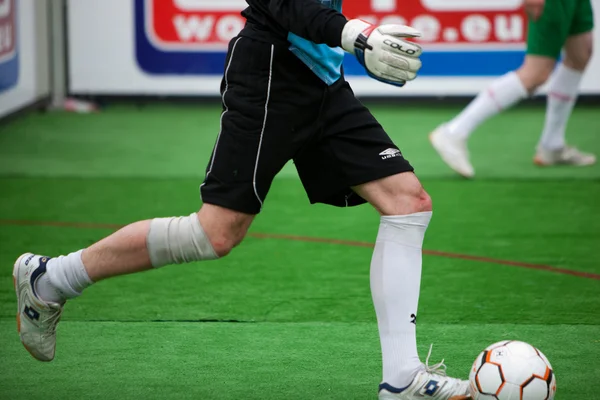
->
[371, 211, 432, 389]
[538, 63, 583, 151]
[36, 250, 93, 303]
[446, 72, 528, 140]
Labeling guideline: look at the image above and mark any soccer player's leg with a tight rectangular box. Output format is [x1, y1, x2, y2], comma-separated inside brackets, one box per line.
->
[430, 1, 571, 177]
[13, 36, 290, 362]
[536, 0, 596, 166]
[13, 206, 251, 361]
[354, 175, 469, 400]
[294, 81, 470, 399]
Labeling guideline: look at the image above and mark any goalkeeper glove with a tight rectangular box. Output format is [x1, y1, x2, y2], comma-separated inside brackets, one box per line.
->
[341, 19, 423, 87]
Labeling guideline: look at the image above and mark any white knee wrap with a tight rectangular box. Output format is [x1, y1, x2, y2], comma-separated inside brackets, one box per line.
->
[147, 213, 218, 268]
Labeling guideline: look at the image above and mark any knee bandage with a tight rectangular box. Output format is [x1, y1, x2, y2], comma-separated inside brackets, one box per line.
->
[146, 213, 218, 268]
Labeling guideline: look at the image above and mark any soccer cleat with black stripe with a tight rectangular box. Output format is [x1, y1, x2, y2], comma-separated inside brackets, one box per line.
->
[379, 346, 471, 399]
[13, 253, 64, 362]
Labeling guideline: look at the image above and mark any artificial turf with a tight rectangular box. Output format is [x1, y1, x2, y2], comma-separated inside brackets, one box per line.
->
[0, 103, 598, 399]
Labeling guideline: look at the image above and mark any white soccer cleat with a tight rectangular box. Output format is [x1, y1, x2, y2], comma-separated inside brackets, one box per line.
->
[429, 125, 475, 178]
[379, 346, 471, 400]
[534, 145, 596, 167]
[13, 253, 64, 362]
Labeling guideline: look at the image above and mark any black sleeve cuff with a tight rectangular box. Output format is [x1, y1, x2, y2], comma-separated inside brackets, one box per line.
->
[323, 14, 348, 48]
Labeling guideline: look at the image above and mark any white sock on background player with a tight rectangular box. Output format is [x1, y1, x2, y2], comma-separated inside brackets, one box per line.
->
[371, 212, 432, 389]
[446, 72, 528, 140]
[35, 250, 93, 303]
[538, 63, 583, 151]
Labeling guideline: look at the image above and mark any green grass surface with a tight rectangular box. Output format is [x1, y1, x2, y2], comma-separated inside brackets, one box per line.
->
[0, 103, 599, 399]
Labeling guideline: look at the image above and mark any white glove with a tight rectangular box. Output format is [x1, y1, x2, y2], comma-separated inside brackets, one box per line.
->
[341, 19, 423, 87]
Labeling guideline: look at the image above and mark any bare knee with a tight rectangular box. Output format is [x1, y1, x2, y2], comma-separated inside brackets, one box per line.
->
[414, 189, 433, 213]
[564, 33, 593, 71]
[198, 204, 254, 257]
[377, 186, 432, 216]
[388, 186, 432, 216]
[207, 233, 240, 257]
[517, 56, 556, 92]
[353, 173, 433, 216]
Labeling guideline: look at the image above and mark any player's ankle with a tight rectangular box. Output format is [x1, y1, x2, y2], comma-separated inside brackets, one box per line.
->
[44, 250, 93, 301]
[35, 272, 67, 304]
[384, 364, 423, 389]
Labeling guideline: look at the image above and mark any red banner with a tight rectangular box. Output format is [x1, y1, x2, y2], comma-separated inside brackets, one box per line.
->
[148, 0, 247, 49]
[345, 0, 526, 45]
[146, 0, 526, 50]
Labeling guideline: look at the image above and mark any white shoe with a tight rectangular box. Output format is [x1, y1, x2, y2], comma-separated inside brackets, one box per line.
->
[13, 253, 64, 362]
[534, 145, 596, 167]
[379, 346, 471, 400]
[429, 125, 475, 178]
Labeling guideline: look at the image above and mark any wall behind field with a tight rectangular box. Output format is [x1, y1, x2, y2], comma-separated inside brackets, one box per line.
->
[68, 0, 600, 97]
[0, 0, 50, 118]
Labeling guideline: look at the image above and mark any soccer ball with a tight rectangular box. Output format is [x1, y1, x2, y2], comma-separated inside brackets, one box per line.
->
[469, 340, 556, 400]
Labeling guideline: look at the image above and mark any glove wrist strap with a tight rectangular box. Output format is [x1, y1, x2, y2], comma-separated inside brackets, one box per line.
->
[341, 19, 373, 54]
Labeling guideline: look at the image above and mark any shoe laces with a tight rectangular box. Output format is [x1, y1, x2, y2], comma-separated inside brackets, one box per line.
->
[41, 306, 63, 337]
[424, 344, 448, 377]
[423, 345, 470, 398]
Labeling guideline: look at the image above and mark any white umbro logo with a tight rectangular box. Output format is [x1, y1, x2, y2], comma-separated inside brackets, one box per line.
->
[379, 148, 401, 159]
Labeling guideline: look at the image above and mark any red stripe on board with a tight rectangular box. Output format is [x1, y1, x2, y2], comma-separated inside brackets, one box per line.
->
[1, 219, 598, 280]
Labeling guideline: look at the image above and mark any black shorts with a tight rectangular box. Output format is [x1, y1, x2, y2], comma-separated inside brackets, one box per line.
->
[200, 36, 414, 215]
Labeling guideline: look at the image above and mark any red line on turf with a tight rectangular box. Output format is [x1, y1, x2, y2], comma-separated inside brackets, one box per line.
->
[1, 219, 599, 281]
[0, 220, 125, 230]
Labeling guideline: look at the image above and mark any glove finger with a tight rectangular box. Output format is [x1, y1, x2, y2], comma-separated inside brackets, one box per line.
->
[386, 68, 417, 82]
[377, 24, 421, 38]
[402, 70, 417, 81]
[372, 70, 407, 87]
[380, 53, 422, 72]
[374, 64, 416, 82]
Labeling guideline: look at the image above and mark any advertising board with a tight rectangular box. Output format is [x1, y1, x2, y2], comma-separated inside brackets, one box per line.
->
[67, 0, 600, 96]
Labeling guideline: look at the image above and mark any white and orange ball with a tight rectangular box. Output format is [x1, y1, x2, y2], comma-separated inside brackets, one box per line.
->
[469, 341, 556, 400]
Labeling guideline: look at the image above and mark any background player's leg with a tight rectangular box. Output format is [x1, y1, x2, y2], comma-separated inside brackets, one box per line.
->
[443, 55, 555, 142]
[430, 1, 570, 177]
[353, 172, 432, 389]
[429, 55, 555, 178]
[536, 31, 595, 165]
[35, 205, 254, 303]
[442, 0, 572, 143]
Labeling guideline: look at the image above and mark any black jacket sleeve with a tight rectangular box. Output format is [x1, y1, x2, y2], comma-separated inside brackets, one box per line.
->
[266, 0, 348, 47]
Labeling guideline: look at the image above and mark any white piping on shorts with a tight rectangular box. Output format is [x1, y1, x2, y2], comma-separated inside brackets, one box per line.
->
[201, 36, 243, 188]
[252, 44, 275, 209]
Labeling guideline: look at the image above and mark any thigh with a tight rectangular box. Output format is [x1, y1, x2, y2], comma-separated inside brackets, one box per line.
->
[527, 0, 573, 59]
[570, 0, 594, 36]
[293, 81, 414, 208]
[201, 36, 322, 214]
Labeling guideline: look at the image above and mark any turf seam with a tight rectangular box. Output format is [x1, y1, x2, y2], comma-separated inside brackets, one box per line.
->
[73, 319, 256, 323]
[0, 318, 598, 326]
